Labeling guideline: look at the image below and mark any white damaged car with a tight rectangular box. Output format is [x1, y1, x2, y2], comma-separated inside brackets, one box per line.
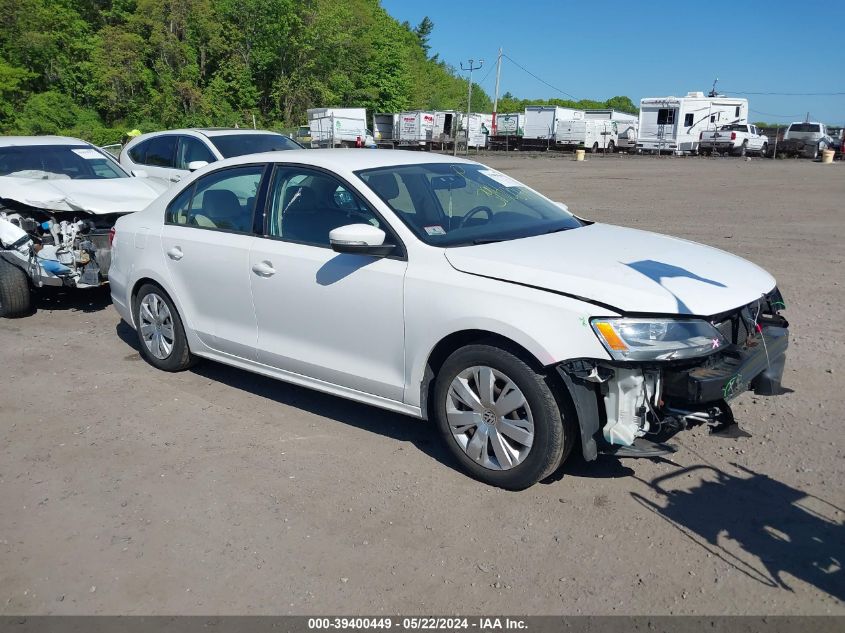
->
[109, 150, 789, 489]
[0, 136, 167, 317]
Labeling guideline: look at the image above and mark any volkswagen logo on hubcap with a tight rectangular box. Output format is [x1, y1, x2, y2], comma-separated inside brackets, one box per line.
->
[482, 409, 496, 424]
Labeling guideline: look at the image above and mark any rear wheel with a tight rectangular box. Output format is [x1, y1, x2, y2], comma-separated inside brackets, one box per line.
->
[433, 344, 575, 489]
[134, 283, 195, 371]
[0, 258, 32, 318]
[591, 142, 599, 153]
[738, 141, 748, 157]
[607, 140, 615, 153]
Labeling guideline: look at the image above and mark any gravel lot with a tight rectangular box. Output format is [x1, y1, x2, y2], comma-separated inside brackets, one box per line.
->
[1, 153, 843, 615]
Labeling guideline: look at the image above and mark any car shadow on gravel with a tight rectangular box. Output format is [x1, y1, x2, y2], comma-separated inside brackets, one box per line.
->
[631, 463, 844, 602]
[115, 320, 453, 470]
[34, 285, 112, 313]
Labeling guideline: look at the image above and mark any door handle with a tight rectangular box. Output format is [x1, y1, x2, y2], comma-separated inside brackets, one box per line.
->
[170, 174, 182, 182]
[167, 246, 183, 261]
[252, 261, 276, 277]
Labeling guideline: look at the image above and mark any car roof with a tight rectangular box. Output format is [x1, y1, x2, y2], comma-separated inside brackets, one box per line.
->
[0, 136, 90, 147]
[131, 128, 285, 139]
[210, 148, 480, 173]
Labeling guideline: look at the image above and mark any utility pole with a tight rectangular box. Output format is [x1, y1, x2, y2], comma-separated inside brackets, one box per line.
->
[492, 48, 502, 135]
[455, 58, 483, 156]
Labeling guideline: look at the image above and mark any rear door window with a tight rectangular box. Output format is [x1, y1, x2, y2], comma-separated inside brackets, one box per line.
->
[144, 136, 177, 167]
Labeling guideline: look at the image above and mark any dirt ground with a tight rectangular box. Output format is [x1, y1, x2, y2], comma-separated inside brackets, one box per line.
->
[1, 154, 843, 615]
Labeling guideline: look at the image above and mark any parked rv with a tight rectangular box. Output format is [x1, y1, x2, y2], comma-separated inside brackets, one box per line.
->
[699, 124, 768, 156]
[637, 92, 748, 154]
[308, 108, 375, 148]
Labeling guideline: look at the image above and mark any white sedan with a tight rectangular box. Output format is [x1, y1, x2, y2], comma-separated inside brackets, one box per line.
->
[109, 150, 789, 489]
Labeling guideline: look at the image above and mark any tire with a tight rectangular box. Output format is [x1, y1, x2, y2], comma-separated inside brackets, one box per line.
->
[607, 140, 615, 153]
[738, 141, 748, 157]
[432, 344, 576, 490]
[134, 283, 195, 371]
[0, 258, 32, 318]
[760, 143, 768, 157]
[590, 142, 599, 153]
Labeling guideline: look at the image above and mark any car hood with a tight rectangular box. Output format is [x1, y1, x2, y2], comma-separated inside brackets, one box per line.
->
[444, 223, 776, 316]
[0, 175, 166, 215]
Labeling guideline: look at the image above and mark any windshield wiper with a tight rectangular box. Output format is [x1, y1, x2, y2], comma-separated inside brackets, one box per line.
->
[471, 237, 505, 245]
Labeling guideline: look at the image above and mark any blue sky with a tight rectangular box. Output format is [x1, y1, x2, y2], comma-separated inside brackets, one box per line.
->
[382, 0, 845, 124]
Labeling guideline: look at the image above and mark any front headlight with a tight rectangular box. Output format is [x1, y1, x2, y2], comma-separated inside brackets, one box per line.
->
[590, 318, 726, 361]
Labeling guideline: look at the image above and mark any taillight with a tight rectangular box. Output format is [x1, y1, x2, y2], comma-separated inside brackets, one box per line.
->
[108, 226, 116, 247]
[730, 132, 736, 140]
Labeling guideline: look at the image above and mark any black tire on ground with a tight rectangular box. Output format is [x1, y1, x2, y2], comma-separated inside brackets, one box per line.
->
[760, 143, 768, 157]
[134, 283, 196, 371]
[607, 140, 615, 153]
[432, 343, 577, 490]
[591, 142, 599, 153]
[0, 258, 32, 318]
[738, 141, 748, 157]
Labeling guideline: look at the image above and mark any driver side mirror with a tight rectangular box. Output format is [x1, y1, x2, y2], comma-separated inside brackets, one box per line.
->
[188, 160, 209, 172]
[329, 224, 394, 257]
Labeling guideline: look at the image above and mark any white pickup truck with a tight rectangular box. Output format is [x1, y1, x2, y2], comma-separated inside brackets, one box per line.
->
[699, 124, 768, 156]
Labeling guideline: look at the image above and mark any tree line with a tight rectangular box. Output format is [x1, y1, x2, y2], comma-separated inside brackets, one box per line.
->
[0, 0, 638, 145]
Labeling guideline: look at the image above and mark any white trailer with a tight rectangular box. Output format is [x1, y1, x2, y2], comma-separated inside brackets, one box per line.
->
[433, 111, 459, 146]
[636, 92, 748, 154]
[398, 111, 435, 148]
[523, 106, 584, 150]
[460, 113, 493, 148]
[372, 113, 399, 146]
[308, 107, 372, 148]
[555, 119, 618, 152]
[585, 109, 639, 151]
[495, 113, 525, 136]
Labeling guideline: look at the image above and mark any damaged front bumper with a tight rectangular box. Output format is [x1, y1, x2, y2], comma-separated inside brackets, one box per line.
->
[557, 303, 789, 461]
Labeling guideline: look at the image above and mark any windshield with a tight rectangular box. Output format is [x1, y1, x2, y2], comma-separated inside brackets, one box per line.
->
[0, 145, 128, 179]
[210, 133, 302, 158]
[356, 162, 582, 247]
[720, 124, 748, 132]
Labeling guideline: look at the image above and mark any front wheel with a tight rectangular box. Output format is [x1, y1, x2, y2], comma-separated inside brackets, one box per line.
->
[0, 258, 32, 318]
[590, 142, 599, 153]
[433, 344, 575, 489]
[134, 283, 196, 371]
[760, 143, 768, 157]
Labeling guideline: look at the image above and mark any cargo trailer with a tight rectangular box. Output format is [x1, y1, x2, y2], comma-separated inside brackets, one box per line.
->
[372, 112, 399, 147]
[398, 111, 435, 148]
[522, 106, 584, 150]
[307, 107, 373, 148]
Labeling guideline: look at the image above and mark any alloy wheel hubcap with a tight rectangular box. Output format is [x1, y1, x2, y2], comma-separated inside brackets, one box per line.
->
[446, 366, 534, 471]
[139, 293, 175, 359]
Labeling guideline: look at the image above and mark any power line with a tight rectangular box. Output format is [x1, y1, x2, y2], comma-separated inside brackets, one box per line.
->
[750, 108, 802, 119]
[501, 54, 578, 101]
[722, 90, 845, 96]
